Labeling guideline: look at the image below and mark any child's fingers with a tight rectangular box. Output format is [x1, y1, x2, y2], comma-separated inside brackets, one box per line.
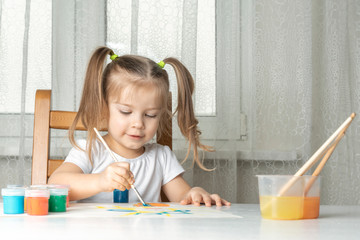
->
[191, 193, 202, 206]
[112, 175, 132, 190]
[104, 172, 128, 191]
[209, 194, 223, 206]
[112, 163, 135, 184]
[221, 198, 231, 206]
[180, 196, 192, 205]
[181, 187, 230, 207]
[100, 162, 135, 192]
[202, 194, 213, 207]
[181, 192, 202, 206]
[210, 194, 231, 206]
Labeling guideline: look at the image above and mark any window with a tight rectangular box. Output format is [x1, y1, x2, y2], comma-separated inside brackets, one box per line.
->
[106, 0, 216, 117]
[0, 0, 244, 156]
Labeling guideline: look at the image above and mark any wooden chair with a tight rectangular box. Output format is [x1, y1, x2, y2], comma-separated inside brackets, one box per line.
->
[31, 89, 172, 200]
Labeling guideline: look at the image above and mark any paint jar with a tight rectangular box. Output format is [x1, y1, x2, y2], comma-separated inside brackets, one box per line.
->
[113, 189, 129, 203]
[47, 184, 70, 207]
[6, 185, 27, 212]
[48, 187, 68, 212]
[257, 175, 321, 220]
[25, 189, 50, 216]
[27, 185, 48, 212]
[1, 188, 25, 214]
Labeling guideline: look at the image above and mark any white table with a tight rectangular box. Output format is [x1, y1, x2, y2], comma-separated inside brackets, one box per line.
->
[0, 203, 359, 240]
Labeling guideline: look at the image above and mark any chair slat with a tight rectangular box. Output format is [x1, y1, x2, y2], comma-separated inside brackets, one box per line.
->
[48, 159, 65, 177]
[50, 111, 108, 131]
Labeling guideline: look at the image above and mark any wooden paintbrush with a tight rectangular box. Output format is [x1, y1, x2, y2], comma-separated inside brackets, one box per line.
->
[278, 112, 356, 196]
[304, 131, 345, 196]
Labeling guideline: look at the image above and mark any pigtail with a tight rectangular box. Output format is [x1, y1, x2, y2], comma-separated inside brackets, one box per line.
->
[163, 58, 214, 171]
[69, 47, 113, 163]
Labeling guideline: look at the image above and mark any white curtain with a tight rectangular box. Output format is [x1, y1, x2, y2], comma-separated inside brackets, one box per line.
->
[0, 0, 359, 205]
[239, 0, 360, 205]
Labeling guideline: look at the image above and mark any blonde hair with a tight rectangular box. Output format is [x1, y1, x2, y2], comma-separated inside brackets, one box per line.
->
[69, 46, 213, 171]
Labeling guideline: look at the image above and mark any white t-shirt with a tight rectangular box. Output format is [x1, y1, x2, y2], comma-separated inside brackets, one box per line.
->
[64, 139, 184, 203]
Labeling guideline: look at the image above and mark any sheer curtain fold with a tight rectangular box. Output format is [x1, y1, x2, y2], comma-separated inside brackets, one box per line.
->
[52, 0, 106, 112]
[18, 0, 31, 186]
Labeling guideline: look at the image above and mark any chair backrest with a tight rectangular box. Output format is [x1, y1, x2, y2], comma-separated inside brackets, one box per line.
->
[31, 89, 172, 186]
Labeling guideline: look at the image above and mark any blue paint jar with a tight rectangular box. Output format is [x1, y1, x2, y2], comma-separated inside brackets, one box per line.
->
[113, 189, 129, 203]
[1, 188, 25, 214]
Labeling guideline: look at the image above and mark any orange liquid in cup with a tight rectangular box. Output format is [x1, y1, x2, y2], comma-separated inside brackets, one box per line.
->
[303, 196, 320, 219]
[27, 197, 49, 215]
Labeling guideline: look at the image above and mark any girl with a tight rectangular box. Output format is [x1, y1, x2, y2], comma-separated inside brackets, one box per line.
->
[48, 46, 230, 207]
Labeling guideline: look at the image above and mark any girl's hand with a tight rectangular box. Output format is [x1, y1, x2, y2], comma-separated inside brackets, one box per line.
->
[97, 162, 134, 192]
[180, 187, 231, 207]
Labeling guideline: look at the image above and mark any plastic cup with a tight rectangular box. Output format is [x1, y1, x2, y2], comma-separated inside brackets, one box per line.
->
[1, 188, 26, 214]
[113, 189, 129, 203]
[303, 176, 321, 219]
[257, 175, 321, 220]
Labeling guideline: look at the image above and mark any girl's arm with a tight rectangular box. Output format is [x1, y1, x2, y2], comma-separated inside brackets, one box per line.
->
[48, 162, 134, 201]
[162, 175, 231, 207]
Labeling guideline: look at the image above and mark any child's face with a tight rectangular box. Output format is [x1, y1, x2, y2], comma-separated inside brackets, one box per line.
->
[106, 84, 162, 158]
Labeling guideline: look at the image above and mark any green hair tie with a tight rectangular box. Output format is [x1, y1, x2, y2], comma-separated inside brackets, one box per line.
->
[110, 54, 118, 61]
[157, 61, 165, 69]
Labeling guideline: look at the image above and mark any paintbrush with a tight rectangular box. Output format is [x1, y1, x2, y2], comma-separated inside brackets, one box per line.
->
[278, 112, 356, 196]
[93, 127, 149, 206]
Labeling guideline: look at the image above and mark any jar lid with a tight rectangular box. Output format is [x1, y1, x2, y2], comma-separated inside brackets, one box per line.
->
[49, 188, 68, 196]
[25, 189, 50, 198]
[1, 188, 25, 196]
[7, 184, 26, 188]
[30, 185, 49, 189]
[47, 184, 70, 189]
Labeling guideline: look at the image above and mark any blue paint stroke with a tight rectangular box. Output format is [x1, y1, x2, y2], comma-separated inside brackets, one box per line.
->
[155, 210, 192, 215]
[173, 209, 192, 214]
[106, 208, 192, 216]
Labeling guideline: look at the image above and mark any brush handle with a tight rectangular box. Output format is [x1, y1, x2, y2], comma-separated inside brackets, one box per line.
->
[294, 113, 355, 177]
[304, 132, 345, 196]
[131, 185, 147, 206]
[278, 113, 355, 196]
[93, 128, 118, 162]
